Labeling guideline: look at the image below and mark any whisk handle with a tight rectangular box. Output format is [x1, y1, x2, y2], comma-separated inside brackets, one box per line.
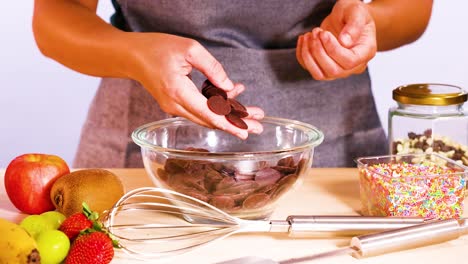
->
[273, 215, 425, 237]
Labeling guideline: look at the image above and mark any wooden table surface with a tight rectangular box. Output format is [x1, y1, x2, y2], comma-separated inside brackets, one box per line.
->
[1, 168, 467, 264]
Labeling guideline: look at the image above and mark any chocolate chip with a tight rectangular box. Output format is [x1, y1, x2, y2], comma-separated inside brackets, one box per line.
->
[414, 141, 424, 149]
[408, 132, 418, 139]
[441, 145, 454, 152]
[226, 112, 248, 129]
[424, 129, 432, 138]
[453, 152, 463, 160]
[392, 141, 401, 154]
[392, 128, 468, 166]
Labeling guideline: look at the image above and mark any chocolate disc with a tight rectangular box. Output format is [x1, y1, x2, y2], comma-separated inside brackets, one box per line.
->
[202, 85, 227, 99]
[277, 156, 295, 167]
[208, 95, 231, 115]
[201, 79, 213, 90]
[225, 113, 248, 129]
[242, 193, 270, 209]
[228, 98, 249, 117]
[210, 196, 236, 210]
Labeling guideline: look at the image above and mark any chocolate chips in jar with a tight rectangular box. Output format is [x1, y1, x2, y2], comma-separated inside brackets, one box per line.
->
[392, 129, 468, 166]
[388, 84, 468, 167]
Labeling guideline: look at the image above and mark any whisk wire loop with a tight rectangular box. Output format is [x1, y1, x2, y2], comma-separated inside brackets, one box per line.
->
[104, 187, 246, 260]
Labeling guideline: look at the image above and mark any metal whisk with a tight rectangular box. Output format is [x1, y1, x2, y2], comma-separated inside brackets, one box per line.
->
[102, 187, 426, 260]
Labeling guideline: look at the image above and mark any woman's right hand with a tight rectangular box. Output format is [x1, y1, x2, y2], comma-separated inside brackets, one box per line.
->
[33, 0, 263, 139]
[126, 33, 264, 139]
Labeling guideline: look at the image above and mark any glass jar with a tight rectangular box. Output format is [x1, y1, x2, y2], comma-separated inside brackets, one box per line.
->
[388, 83, 468, 166]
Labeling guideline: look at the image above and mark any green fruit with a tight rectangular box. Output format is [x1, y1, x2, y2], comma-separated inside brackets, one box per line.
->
[41, 211, 66, 229]
[20, 214, 53, 239]
[36, 229, 70, 264]
[0, 217, 40, 264]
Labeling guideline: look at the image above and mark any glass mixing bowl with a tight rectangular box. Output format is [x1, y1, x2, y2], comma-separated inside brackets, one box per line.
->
[132, 116, 324, 219]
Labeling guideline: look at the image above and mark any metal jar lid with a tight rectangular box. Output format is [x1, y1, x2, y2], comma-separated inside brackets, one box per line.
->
[393, 83, 467, 106]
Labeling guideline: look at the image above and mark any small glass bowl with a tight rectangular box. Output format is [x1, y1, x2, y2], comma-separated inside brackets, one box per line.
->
[132, 116, 324, 219]
[356, 153, 467, 220]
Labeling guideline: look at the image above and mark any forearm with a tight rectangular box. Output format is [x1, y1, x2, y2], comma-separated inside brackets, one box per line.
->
[366, 0, 433, 51]
[32, 0, 137, 79]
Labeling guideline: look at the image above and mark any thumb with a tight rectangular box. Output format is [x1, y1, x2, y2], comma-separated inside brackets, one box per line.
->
[339, 4, 368, 47]
[185, 45, 234, 91]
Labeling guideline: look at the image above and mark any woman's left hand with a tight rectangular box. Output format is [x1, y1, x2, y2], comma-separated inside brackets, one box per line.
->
[296, 0, 376, 80]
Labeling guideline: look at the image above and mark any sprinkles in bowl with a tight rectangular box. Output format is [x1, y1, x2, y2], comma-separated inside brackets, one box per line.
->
[356, 154, 467, 220]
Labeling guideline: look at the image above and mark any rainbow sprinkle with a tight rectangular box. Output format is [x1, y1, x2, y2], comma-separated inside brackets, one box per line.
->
[359, 161, 466, 219]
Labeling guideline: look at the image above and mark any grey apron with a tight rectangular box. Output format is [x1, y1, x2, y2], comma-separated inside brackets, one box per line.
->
[73, 0, 387, 168]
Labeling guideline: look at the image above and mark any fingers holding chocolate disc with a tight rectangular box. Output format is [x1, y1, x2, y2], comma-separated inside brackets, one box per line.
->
[228, 98, 249, 118]
[201, 79, 259, 131]
[202, 80, 228, 99]
[208, 95, 232, 115]
[226, 112, 248, 129]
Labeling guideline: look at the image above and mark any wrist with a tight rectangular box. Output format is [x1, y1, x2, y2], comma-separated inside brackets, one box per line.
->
[110, 30, 144, 79]
[364, 1, 393, 51]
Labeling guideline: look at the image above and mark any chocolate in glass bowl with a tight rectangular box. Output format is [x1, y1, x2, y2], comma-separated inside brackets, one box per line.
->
[156, 153, 305, 214]
[132, 116, 324, 219]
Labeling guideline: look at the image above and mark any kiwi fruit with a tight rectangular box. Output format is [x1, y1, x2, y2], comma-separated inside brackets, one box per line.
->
[50, 169, 125, 217]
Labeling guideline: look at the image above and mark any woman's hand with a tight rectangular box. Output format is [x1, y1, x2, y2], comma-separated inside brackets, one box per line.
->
[128, 33, 264, 139]
[296, 0, 376, 80]
[33, 0, 263, 140]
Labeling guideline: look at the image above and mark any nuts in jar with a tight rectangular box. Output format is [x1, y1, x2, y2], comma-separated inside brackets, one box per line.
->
[388, 83, 468, 166]
[392, 129, 468, 166]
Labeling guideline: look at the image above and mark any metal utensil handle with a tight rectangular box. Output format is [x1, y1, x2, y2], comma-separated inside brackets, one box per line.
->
[284, 215, 425, 237]
[350, 218, 462, 258]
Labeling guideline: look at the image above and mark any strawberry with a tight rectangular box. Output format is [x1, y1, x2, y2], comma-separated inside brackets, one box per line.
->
[65, 231, 115, 264]
[59, 202, 99, 240]
[59, 212, 93, 240]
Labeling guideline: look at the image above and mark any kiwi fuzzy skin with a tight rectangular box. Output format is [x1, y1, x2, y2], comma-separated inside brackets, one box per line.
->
[50, 169, 125, 217]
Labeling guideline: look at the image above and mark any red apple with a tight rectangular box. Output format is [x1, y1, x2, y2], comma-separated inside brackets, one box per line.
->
[4, 153, 70, 214]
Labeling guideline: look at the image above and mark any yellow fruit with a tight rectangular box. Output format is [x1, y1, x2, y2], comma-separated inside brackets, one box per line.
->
[50, 169, 125, 217]
[0, 218, 40, 264]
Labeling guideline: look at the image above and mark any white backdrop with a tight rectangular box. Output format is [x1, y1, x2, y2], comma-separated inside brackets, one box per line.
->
[1, 1, 467, 168]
